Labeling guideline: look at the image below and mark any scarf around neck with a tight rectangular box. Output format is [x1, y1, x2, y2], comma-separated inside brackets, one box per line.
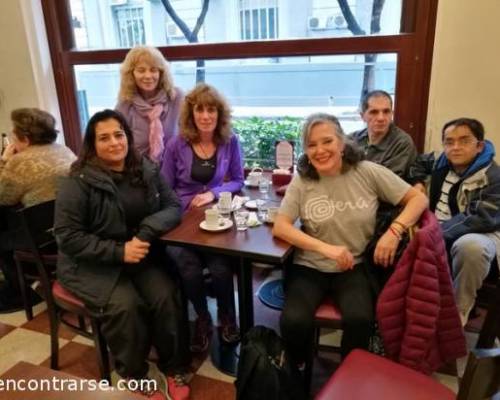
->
[131, 90, 168, 162]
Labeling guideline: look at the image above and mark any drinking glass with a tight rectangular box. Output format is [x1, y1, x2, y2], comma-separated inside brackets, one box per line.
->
[218, 192, 232, 218]
[259, 178, 270, 200]
[256, 199, 268, 220]
[234, 210, 249, 231]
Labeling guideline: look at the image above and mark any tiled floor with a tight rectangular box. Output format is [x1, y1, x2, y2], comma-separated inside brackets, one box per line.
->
[0, 266, 482, 399]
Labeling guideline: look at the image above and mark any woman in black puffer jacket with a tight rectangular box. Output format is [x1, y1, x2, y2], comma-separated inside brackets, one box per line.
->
[55, 109, 190, 400]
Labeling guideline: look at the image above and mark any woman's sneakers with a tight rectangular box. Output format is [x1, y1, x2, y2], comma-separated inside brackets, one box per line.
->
[190, 314, 213, 353]
[220, 313, 240, 344]
[166, 374, 191, 400]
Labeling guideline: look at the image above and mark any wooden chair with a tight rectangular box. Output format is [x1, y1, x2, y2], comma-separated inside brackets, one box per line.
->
[14, 200, 110, 382]
[315, 279, 500, 400]
[303, 298, 343, 393]
[12, 201, 57, 320]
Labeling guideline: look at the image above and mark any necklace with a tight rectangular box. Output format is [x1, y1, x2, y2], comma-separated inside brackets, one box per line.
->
[197, 142, 215, 168]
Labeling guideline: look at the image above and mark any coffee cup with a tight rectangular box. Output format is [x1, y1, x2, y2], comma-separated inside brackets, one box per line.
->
[204, 209, 219, 229]
[247, 167, 263, 186]
[267, 207, 279, 223]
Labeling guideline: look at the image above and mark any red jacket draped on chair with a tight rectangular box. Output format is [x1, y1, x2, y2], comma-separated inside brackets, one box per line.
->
[376, 209, 467, 374]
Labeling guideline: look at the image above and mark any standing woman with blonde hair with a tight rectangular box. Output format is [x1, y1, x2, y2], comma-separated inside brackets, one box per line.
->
[116, 45, 183, 163]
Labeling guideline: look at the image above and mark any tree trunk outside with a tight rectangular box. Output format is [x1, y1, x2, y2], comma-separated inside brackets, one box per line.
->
[159, 0, 210, 84]
[337, 0, 386, 100]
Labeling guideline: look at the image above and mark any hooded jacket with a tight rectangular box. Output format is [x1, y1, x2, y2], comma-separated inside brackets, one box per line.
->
[54, 158, 181, 308]
[429, 140, 500, 245]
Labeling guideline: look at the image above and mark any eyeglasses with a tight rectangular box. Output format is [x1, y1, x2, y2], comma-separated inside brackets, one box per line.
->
[443, 137, 478, 148]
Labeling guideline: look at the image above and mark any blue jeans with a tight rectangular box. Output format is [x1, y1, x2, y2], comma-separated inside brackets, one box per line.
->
[450, 232, 498, 323]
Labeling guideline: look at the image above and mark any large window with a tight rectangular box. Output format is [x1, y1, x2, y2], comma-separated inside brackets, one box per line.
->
[240, 0, 279, 40]
[43, 0, 438, 153]
[114, 6, 146, 47]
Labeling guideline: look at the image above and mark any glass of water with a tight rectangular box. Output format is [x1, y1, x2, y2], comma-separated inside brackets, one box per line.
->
[234, 210, 249, 231]
[259, 178, 270, 199]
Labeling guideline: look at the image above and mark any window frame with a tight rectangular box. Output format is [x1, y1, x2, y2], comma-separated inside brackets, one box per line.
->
[41, 0, 438, 154]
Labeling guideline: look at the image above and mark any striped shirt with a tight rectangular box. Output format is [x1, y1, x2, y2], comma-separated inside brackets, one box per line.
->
[435, 170, 460, 222]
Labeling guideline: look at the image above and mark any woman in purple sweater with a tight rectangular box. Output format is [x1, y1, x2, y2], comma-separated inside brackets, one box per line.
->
[116, 46, 183, 164]
[162, 83, 244, 353]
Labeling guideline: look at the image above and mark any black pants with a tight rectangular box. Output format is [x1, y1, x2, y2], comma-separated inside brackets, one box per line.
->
[280, 263, 374, 362]
[167, 246, 236, 319]
[91, 264, 190, 378]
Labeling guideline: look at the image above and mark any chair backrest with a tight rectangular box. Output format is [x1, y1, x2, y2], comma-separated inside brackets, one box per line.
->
[15, 200, 57, 303]
[458, 348, 500, 400]
[16, 200, 56, 255]
[457, 279, 500, 399]
[477, 278, 500, 349]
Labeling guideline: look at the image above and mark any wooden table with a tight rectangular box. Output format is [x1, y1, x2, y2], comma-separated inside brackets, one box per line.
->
[162, 186, 292, 336]
[0, 362, 143, 399]
[161, 185, 293, 375]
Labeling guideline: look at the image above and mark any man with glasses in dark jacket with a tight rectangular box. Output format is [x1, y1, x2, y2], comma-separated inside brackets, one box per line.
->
[428, 118, 500, 326]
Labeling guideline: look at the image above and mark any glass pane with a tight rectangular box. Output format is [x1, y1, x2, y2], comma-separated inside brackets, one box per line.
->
[74, 53, 396, 166]
[70, 0, 403, 50]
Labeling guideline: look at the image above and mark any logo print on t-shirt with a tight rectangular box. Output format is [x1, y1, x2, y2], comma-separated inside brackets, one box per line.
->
[305, 195, 369, 223]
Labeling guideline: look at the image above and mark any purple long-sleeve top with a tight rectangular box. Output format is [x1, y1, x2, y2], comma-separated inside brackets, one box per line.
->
[161, 133, 244, 211]
[115, 87, 184, 160]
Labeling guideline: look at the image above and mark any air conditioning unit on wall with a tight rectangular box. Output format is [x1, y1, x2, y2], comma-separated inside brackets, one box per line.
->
[308, 13, 347, 30]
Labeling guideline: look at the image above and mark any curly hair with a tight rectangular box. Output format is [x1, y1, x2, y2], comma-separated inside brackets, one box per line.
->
[179, 83, 232, 144]
[297, 113, 364, 180]
[71, 109, 144, 185]
[118, 46, 175, 102]
[11, 108, 58, 145]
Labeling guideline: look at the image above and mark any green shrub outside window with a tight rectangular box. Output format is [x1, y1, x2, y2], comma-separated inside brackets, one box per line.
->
[233, 117, 303, 169]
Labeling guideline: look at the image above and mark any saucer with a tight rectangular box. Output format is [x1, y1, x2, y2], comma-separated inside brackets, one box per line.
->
[199, 219, 233, 232]
[244, 180, 259, 188]
[244, 200, 258, 210]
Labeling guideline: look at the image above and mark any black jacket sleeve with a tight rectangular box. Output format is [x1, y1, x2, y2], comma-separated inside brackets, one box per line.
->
[407, 152, 435, 185]
[54, 177, 125, 264]
[135, 169, 182, 242]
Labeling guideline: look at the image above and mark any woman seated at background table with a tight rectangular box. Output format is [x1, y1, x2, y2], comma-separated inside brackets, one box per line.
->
[0, 107, 75, 313]
[116, 45, 183, 163]
[55, 109, 190, 400]
[272, 112, 428, 363]
[161, 83, 244, 353]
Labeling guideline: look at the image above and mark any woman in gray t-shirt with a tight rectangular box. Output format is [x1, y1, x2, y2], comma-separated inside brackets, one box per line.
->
[273, 113, 428, 363]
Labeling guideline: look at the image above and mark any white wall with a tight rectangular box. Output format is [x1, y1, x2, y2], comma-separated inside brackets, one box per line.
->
[426, 0, 500, 155]
[0, 0, 60, 135]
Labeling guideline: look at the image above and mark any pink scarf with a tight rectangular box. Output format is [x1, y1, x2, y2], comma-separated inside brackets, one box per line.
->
[131, 91, 168, 162]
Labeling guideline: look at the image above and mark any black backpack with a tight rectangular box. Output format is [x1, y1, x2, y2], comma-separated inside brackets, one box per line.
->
[235, 326, 306, 400]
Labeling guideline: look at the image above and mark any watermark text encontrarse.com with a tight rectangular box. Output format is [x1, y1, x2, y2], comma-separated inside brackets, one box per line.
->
[0, 377, 157, 393]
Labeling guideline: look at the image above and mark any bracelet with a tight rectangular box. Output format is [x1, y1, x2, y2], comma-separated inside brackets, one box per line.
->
[388, 226, 402, 240]
[392, 220, 408, 231]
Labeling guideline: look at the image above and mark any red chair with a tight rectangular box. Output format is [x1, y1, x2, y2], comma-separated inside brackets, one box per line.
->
[303, 298, 343, 392]
[14, 200, 110, 382]
[315, 279, 500, 400]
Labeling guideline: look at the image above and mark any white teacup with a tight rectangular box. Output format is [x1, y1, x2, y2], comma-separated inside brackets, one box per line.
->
[247, 167, 263, 186]
[204, 209, 219, 229]
[267, 207, 279, 223]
